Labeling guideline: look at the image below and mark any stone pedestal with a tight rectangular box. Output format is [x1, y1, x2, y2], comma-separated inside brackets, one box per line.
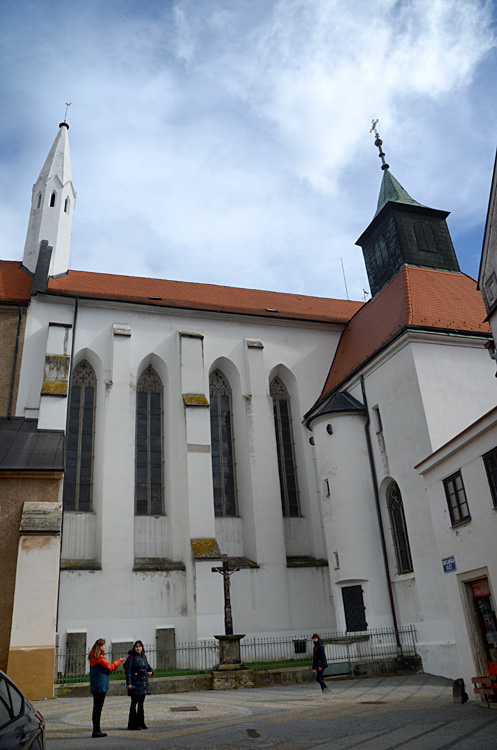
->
[213, 669, 255, 690]
[214, 634, 245, 670]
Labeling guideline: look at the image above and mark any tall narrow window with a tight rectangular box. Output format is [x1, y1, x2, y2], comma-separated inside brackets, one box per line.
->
[135, 366, 164, 516]
[387, 481, 413, 574]
[64, 197, 70, 213]
[443, 471, 471, 526]
[414, 221, 437, 252]
[483, 447, 497, 508]
[210, 370, 237, 516]
[36, 193, 42, 209]
[50, 191, 56, 207]
[63, 361, 96, 511]
[270, 377, 300, 517]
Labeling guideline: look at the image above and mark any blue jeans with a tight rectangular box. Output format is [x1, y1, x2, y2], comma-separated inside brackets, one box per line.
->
[315, 668, 327, 691]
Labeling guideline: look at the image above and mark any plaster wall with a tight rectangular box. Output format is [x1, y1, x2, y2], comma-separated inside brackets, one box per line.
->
[412, 338, 496, 452]
[420, 412, 497, 697]
[0, 474, 61, 673]
[17, 296, 341, 648]
[311, 412, 392, 631]
[343, 341, 460, 676]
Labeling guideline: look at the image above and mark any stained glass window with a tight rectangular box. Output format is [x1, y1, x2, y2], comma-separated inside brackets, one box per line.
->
[270, 377, 300, 517]
[210, 370, 237, 517]
[136, 366, 164, 516]
[387, 481, 413, 574]
[63, 360, 96, 512]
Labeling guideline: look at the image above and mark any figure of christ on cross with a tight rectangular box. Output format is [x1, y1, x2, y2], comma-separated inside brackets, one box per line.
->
[211, 555, 239, 635]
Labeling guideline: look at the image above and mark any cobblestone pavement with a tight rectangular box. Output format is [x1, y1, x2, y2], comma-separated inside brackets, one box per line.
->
[36, 674, 497, 749]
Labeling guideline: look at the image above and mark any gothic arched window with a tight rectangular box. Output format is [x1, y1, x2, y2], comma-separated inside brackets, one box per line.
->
[210, 370, 237, 517]
[387, 481, 413, 574]
[414, 221, 437, 253]
[36, 193, 42, 209]
[63, 360, 96, 511]
[270, 377, 300, 517]
[50, 191, 56, 208]
[136, 366, 164, 516]
[64, 197, 70, 214]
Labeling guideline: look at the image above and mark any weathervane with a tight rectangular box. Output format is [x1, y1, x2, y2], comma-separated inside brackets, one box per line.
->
[370, 118, 389, 172]
[64, 102, 72, 123]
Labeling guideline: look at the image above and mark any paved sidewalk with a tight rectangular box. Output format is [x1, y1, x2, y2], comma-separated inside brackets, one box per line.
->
[37, 674, 497, 749]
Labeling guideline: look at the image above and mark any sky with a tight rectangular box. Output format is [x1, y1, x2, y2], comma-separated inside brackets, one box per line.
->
[0, 0, 496, 302]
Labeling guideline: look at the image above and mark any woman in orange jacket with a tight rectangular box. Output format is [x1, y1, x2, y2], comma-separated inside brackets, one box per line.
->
[88, 638, 123, 738]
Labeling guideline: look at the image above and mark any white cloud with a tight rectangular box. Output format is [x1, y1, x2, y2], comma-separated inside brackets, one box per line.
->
[0, 0, 495, 300]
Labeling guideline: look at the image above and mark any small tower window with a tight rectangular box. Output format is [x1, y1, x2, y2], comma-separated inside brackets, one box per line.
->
[64, 197, 70, 214]
[414, 222, 437, 253]
[374, 235, 388, 267]
[36, 193, 42, 209]
[50, 192, 56, 208]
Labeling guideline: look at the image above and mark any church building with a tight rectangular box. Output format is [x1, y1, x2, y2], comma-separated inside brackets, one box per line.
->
[1, 121, 496, 701]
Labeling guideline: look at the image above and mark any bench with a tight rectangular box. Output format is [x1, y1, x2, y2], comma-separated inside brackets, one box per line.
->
[471, 675, 497, 700]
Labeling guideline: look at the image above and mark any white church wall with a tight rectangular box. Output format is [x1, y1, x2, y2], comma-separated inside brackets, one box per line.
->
[412, 336, 497, 453]
[17, 295, 342, 645]
[311, 411, 393, 631]
[345, 339, 460, 676]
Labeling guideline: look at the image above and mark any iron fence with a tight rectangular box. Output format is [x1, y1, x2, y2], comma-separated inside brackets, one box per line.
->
[55, 625, 416, 684]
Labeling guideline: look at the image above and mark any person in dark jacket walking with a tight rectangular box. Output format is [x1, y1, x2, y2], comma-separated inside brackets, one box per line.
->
[88, 639, 123, 738]
[124, 640, 153, 730]
[312, 633, 329, 695]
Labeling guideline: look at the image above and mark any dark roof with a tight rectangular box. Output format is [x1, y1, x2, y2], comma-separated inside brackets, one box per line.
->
[306, 391, 364, 424]
[0, 418, 64, 471]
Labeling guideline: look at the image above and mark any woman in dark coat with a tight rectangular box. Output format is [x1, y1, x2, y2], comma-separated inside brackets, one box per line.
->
[312, 633, 329, 695]
[124, 640, 153, 730]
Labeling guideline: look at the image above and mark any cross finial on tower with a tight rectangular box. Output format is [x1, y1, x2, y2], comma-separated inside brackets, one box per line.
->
[59, 103, 72, 130]
[370, 118, 389, 171]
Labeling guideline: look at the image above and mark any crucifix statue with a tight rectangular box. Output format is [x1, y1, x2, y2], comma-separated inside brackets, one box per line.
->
[211, 554, 239, 635]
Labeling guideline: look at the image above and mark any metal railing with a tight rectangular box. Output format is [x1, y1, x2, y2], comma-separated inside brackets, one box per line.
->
[55, 625, 417, 684]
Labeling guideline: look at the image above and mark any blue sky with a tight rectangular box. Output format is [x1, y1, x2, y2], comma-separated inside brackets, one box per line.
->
[0, 0, 496, 301]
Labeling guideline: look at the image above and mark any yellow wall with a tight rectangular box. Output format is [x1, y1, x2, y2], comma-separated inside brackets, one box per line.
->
[7, 645, 55, 700]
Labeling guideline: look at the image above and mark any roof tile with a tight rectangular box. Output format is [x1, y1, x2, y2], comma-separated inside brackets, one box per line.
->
[321, 266, 490, 397]
[0, 261, 32, 302]
[43, 268, 363, 323]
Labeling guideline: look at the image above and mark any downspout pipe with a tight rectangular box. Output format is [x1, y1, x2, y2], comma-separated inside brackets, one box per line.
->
[56, 296, 78, 632]
[360, 375, 402, 654]
[7, 304, 25, 418]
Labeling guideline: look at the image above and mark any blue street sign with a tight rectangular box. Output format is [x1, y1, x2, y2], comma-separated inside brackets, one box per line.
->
[442, 556, 456, 573]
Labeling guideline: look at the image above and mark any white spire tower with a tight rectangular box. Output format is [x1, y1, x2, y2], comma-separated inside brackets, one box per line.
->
[22, 120, 76, 277]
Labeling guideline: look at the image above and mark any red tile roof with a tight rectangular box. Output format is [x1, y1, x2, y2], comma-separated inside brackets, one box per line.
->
[41, 268, 363, 324]
[0, 261, 32, 302]
[321, 266, 490, 398]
